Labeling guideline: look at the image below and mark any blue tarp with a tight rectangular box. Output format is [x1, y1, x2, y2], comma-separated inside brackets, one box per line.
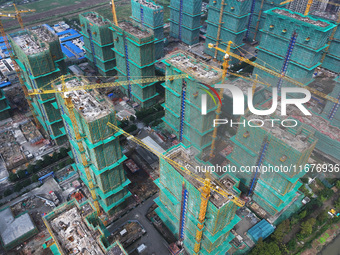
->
[56, 28, 78, 36]
[59, 33, 81, 42]
[61, 45, 75, 58]
[0, 81, 11, 88]
[64, 41, 83, 55]
[248, 219, 275, 242]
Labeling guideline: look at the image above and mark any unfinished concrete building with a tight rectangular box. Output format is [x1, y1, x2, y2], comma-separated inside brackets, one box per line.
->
[253, 8, 336, 90]
[131, 0, 164, 59]
[55, 78, 131, 215]
[154, 145, 241, 254]
[80, 12, 116, 77]
[0, 89, 10, 121]
[227, 114, 317, 216]
[111, 20, 158, 108]
[204, 0, 250, 63]
[43, 199, 128, 254]
[169, 0, 202, 45]
[9, 26, 68, 145]
[322, 22, 340, 73]
[162, 51, 222, 152]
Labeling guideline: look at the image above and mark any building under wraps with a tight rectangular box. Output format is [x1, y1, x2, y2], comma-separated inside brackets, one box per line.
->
[0, 89, 10, 121]
[162, 51, 222, 152]
[9, 26, 68, 145]
[170, 0, 202, 45]
[228, 114, 317, 216]
[204, 0, 250, 63]
[322, 22, 340, 74]
[43, 199, 128, 255]
[111, 20, 158, 108]
[253, 8, 336, 89]
[55, 78, 131, 215]
[130, 0, 164, 59]
[79, 12, 116, 77]
[154, 145, 241, 254]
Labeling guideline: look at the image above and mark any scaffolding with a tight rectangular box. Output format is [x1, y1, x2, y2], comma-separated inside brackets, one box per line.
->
[130, 0, 164, 59]
[54, 77, 131, 215]
[253, 8, 336, 89]
[9, 26, 68, 145]
[154, 144, 241, 255]
[110, 20, 158, 108]
[204, 0, 250, 63]
[322, 21, 340, 73]
[228, 113, 317, 216]
[162, 51, 222, 152]
[169, 0, 202, 45]
[79, 12, 116, 77]
[0, 89, 10, 121]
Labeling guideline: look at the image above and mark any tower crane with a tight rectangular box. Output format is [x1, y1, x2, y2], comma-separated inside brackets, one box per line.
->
[0, 9, 39, 128]
[0, 4, 35, 29]
[110, 0, 118, 26]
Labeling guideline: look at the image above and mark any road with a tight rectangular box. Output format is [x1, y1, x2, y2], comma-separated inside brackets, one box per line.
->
[107, 194, 170, 255]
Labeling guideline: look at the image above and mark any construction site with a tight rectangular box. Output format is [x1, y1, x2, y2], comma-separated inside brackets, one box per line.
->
[0, 0, 338, 254]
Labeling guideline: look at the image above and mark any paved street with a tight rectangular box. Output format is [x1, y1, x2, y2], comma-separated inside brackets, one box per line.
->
[107, 194, 171, 255]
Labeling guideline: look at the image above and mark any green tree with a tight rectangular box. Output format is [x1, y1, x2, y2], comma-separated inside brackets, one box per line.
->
[14, 182, 23, 192]
[52, 152, 60, 162]
[300, 218, 316, 236]
[58, 161, 66, 169]
[334, 197, 340, 209]
[299, 210, 307, 219]
[35, 160, 44, 171]
[31, 174, 39, 183]
[26, 164, 35, 174]
[317, 210, 329, 224]
[22, 179, 31, 187]
[8, 172, 18, 182]
[287, 239, 297, 251]
[17, 170, 26, 179]
[129, 115, 135, 121]
[43, 155, 53, 166]
[4, 189, 12, 196]
[336, 180, 340, 189]
[59, 147, 69, 158]
[272, 219, 290, 243]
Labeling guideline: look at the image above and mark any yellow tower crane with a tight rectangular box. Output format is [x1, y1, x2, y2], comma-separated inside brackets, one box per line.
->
[111, 0, 118, 26]
[0, 4, 35, 29]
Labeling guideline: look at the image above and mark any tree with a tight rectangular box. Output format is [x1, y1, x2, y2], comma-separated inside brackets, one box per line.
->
[52, 152, 60, 162]
[43, 155, 53, 166]
[334, 197, 340, 210]
[317, 210, 329, 224]
[4, 189, 12, 196]
[287, 239, 297, 251]
[58, 161, 66, 169]
[17, 170, 26, 179]
[35, 160, 44, 171]
[14, 183, 23, 192]
[272, 219, 290, 243]
[26, 164, 35, 174]
[8, 172, 18, 182]
[300, 218, 316, 236]
[59, 147, 69, 158]
[22, 179, 31, 187]
[31, 174, 39, 183]
[129, 115, 135, 122]
[298, 210, 307, 219]
[336, 180, 340, 189]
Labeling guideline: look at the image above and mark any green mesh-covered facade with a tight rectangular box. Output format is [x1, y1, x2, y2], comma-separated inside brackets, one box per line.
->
[154, 145, 241, 255]
[253, 8, 336, 89]
[55, 78, 131, 215]
[110, 20, 158, 107]
[204, 0, 250, 64]
[130, 0, 164, 59]
[80, 12, 116, 77]
[322, 22, 340, 73]
[247, 0, 288, 42]
[228, 116, 317, 216]
[9, 26, 67, 145]
[0, 89, 10, 121]
[170, 0, 202, 45]
[162, 51, 222, 152]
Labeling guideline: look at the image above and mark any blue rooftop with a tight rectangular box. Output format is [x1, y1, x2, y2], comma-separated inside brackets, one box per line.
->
[248, 219, 275, 242]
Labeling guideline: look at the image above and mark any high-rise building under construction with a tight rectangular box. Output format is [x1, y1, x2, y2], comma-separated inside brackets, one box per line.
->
[0, 89, 10, 121]
[55, 78, 131, 215]
[162, 51, 222, 152]
[227, 114, 317, 216]
[154, 145, 241, 254]
[130, 0, 164, 59]
[111, 20, 158, 108]
[10, 26, 68, 145]
[80, 12, 116, 77]
[170, 0, 202, 45]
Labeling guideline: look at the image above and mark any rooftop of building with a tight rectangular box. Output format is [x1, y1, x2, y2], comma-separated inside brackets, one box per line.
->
[82, 12, 110, 26]
[164, 51, 222, 85]
[0, 208, 36, 246]
[223, 77, 265, 97]
[58, 78, 112, 122]
[48, 203, 106, 254]
[165, 145, 239, 208]
[245, 112, 314, 151]
[270, 8, 332, 28]
[11, 26, 56, 55]
[133, 0, 162, 9]
[118, 21, 152, 38]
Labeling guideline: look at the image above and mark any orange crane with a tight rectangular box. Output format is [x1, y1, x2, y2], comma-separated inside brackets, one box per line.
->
[110, 0, 118, 26]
